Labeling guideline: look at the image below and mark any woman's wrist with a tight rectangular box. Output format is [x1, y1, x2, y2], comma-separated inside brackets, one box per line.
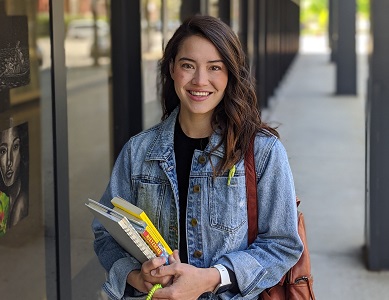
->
[127, 270, 147, 293]
[126, 269, 138, 285]
[206, 266, 223, 293]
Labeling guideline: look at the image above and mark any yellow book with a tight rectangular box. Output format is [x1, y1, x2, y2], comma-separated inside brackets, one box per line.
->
[111, 196, 173, 255]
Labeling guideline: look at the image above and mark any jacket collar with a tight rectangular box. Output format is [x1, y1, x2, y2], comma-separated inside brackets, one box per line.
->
[146, 106, 225, 162]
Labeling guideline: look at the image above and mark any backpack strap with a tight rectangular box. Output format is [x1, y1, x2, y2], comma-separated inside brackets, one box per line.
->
[245, 136, 258, 244]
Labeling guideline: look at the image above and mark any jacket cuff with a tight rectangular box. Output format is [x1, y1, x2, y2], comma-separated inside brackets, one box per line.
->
[102, 256, 142, 300]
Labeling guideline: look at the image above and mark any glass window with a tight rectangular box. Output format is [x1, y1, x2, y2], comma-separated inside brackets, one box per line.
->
[0, 0, 52, 298]
[231, 0, 240, 34]
[141, 0, 181, 130]
[64, 0, 112, 298]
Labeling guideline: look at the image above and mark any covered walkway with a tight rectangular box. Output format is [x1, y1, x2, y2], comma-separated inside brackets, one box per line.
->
[262, 35, 389, 299]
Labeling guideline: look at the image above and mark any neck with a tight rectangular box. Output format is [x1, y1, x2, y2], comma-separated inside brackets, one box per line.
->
[178, 113, 213, 138]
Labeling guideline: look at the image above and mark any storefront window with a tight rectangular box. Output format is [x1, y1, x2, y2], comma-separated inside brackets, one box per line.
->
[231, 0, 240, 34]
[0, 0, 51, 298]
[64, 0, 111, 298]
[141, 0, 181, 130]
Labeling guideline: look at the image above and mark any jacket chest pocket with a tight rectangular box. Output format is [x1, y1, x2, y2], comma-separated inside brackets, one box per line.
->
[209, 176, 247, 233]
[136, 182, 167, 223]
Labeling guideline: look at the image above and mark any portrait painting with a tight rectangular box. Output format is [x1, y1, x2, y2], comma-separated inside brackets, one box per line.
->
[0, 122, 29, 236]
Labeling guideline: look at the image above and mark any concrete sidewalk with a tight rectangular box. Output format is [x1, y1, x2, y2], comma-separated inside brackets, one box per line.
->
[263, 43, 389, 298]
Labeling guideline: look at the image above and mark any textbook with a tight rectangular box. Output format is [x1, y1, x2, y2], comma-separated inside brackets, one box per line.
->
[112, 206, 171, 259]
[85, 199, 156, 263]
[111, 196, 173, 256]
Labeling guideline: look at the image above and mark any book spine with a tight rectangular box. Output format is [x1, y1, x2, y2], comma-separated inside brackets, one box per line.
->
[140, 229, 170, 259]
[111, 197, 173, 255]
[119, 219, 156, 259]
[140, 212, 173, 255]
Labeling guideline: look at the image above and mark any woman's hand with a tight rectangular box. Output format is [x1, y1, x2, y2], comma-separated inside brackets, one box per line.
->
[126, 255, 174, 293]
[150, 250, 221, 300]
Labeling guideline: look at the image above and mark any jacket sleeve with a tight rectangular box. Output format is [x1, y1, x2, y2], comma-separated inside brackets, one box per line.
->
[217, 137, 304, 299]
[91, 141, 144, 300]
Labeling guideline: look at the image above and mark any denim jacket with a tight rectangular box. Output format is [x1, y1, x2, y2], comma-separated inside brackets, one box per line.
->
[92, 107, 303, 300]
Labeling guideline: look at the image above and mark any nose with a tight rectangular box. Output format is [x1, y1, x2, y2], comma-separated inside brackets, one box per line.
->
[191, 68, 208, 86]
[7, 149, 12, 168]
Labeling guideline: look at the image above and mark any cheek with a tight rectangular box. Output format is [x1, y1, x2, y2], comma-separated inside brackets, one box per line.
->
[14, 152, 20, 165]
[217, 76, 228, 91]
[176, 71, 190, 81]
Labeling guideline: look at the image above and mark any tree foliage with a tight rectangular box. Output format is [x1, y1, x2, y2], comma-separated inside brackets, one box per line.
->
[300, 0, 370, 35]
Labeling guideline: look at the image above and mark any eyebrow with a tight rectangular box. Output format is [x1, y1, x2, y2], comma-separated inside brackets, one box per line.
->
[178, 57, 224, 64]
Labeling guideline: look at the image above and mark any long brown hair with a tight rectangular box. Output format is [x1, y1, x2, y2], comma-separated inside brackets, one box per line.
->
[159, 15, 278, 175]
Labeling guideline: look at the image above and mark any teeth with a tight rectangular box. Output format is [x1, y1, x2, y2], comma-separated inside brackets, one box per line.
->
[190, 91, 210, 96]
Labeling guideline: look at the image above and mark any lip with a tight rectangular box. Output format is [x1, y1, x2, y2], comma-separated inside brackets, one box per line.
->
[6, 170, 13, 178]
[187, 90, 213, 101]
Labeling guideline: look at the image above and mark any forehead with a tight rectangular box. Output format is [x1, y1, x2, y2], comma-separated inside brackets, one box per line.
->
[176, 35, 223, 61]
[1, 128, 19, 143]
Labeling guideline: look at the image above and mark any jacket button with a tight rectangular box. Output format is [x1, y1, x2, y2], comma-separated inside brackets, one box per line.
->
[191, 218, 198, 226]
[193, 250, 203, 258]
[193, 185, 201, 193]
[198, 156, 207, 164]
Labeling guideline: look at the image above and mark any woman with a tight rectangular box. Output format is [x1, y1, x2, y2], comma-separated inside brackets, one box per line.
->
[92, 15, 303, 300]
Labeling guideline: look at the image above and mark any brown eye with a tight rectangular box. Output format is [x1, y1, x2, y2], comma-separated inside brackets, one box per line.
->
[182, 63, 194, 69]
[210, 65, 222, 71]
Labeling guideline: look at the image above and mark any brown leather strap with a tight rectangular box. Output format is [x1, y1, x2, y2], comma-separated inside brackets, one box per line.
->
[245, 136, 258, 244]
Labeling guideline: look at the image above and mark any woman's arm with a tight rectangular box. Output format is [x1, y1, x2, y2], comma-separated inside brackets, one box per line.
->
[92, 142, 144, 299]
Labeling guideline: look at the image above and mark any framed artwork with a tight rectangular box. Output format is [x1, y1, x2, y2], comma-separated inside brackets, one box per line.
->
[0, 122, 29, 236]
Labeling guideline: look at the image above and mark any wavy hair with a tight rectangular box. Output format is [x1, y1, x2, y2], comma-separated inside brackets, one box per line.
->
[159, 15, 279, 175]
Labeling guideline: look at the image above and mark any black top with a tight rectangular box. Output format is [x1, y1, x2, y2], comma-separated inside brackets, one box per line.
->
[174, 120, 208, 264]
[173, 120, 239, 294]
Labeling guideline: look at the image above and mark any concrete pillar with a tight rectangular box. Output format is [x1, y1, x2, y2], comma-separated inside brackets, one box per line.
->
[336, 0, 357, 95]
[111, 0, 143, 159]
[365, 0, 389, 271]
[218, 0, 231, 26]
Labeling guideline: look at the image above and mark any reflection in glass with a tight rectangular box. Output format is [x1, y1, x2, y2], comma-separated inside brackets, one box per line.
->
[142, 0, 182, 130]
[0, 0, 46, 299]
[64, 0, 112, 298]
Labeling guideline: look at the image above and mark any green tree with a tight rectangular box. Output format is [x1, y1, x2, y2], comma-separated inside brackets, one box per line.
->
[300, 0, 370, 35]
[300, 0, 328, 35]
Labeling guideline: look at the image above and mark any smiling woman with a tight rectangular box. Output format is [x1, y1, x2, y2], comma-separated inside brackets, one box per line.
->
[92, 15, 303, 300]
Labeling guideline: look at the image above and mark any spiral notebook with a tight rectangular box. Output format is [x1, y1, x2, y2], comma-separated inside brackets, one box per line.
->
[86, 199, 156, 263]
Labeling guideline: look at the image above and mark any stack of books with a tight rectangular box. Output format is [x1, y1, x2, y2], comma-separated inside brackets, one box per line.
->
[86, 196, 172, 264]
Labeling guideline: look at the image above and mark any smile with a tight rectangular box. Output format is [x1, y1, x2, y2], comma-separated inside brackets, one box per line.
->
[189, 91, 212, 97]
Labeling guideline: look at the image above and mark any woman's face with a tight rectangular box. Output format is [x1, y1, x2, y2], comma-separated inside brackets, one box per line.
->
[0, 128, 21, 187]
[170, 35, 228, 121]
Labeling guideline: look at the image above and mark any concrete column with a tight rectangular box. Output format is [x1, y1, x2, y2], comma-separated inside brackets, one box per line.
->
[111, 0, 143, 159]
[218, 0, 231, 26]
[336, 0, 356, 95]
[365, 0, 389, 271]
